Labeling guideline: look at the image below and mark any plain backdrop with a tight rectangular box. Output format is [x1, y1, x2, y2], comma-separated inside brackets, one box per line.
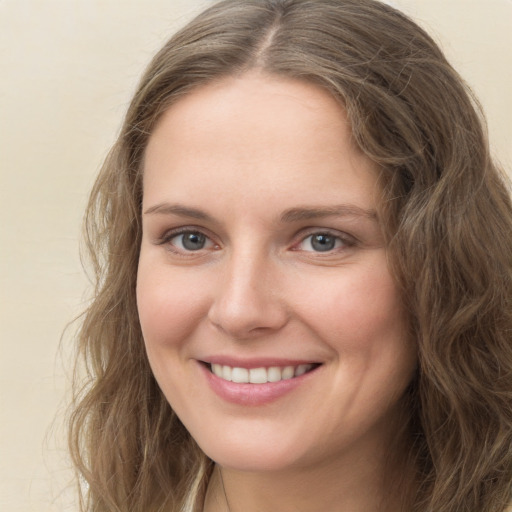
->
[1, 1, 511, 511]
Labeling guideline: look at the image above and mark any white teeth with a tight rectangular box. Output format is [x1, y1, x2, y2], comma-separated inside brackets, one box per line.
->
[210, 363, 315, 383]
[211, 364, 224, 379]
[295, 364, 309, 377]
[222, 365, 232, 381]
[231, 367, 249, 383]
[249, 367, 267, 383]
[281, 366, 295, 380]
[267, 366, 282, 382]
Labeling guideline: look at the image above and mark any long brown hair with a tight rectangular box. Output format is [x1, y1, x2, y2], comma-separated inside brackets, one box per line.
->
[69, 1, 512, 510]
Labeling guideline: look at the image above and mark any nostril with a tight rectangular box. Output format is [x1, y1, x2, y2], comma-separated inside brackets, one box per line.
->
[206, 271, 289, 338]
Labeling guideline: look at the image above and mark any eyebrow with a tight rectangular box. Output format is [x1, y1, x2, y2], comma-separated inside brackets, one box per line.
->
[144, 203, 214, 221]
[143, 202, 378, 223]
[280, 205, 378, 223]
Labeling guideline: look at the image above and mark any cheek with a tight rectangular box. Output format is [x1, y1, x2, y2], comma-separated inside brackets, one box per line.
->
[136, 261, 210, 351]
[300, 266, 415, 430]
[136, 261, 214, 412]
[295, 261, 406, 352]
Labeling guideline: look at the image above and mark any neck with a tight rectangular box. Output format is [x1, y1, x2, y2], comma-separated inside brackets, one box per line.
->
[202, 399, 417, 512]
[203, 439, 413, 512]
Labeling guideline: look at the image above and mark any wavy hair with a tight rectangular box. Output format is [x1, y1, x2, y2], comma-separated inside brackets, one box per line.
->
[69, 1, 512, 511]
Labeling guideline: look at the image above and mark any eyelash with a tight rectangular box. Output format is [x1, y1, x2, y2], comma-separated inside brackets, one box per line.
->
[294, 230, 356, 253]
[157, 227, 218, 255]
[157, 226, 356, 256]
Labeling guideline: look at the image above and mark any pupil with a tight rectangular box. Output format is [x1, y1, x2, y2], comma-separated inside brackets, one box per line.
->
[311, 234, 335, 252]
[183, 232, 205, 250]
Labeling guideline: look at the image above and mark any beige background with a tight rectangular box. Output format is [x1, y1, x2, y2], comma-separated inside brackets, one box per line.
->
[0, 1, 510, 511]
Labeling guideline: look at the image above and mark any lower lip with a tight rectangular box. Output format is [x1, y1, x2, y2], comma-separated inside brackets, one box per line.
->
[200, 363, 319, 406]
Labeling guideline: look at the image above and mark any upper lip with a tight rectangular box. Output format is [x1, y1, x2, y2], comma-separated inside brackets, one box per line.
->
[200, 356, 321, 369]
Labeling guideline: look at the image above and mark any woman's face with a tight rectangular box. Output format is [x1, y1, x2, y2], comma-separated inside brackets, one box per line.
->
[137, 73, 416, 473]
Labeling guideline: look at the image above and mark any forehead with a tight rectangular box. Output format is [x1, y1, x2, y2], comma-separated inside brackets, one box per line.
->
[143, 72, 381, 215]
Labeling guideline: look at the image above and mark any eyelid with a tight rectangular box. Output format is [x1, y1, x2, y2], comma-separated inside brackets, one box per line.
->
[157, 226, 219, 251]
[154, 225, 357, 255]
[291, 228, 357, 252]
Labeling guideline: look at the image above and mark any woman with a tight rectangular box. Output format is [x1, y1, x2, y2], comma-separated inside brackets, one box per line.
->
[69, 1, 512, 511]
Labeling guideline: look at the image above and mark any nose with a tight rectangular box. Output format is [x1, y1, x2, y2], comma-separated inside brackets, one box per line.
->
[207, 249, 289, 340]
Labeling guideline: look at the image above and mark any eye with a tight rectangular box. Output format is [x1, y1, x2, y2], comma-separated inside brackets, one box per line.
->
[168, 230, 215, 251]
[298, 232, 347, 252]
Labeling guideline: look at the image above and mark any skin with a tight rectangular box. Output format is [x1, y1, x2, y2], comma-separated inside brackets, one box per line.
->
[137, 72, 417, 512]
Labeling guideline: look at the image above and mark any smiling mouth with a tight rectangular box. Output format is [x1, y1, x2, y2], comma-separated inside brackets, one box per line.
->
[207, 363, 320, 384]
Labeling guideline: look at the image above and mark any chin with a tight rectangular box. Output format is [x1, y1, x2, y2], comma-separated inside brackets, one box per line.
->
[193, 428, 309, 473]
[205, 447, 302, 473]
